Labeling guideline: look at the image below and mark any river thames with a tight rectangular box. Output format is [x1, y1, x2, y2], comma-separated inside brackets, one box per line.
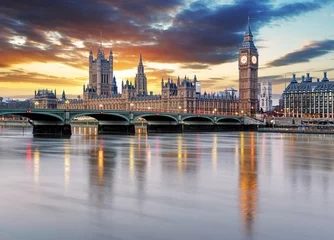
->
[0, 126, 334, 240]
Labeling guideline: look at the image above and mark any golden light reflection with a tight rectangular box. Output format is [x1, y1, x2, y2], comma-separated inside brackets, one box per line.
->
[98, 144, 104, 186]
[129, 137, 135, 181]
[239, 132, 258, 237]
[177, 135, 183, 173]
[64, 142, 70, 190]
[212, 134, 217, 175]
[145, 135, 152, 175]
[33, 147, 40, 186]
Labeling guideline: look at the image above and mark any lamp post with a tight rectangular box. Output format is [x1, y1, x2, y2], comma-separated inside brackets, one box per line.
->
[148, 106, 152, 112]
[178, 106, 182, 122]
[213, 108, 217, 122]
[99, 104, 103, 110]
[65, 100, 69, 110]
[129, 103, 134, 121]
[184, 109, 187, 114]
[34, 101, 39, 109]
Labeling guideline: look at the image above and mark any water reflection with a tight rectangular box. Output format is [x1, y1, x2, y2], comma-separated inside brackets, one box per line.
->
[239, 132, 258, 237]
[88, 138, 116, 206]
[64, 140, 70, 191]
[33, 146, 40, 187]
[2, 127, 334, 240]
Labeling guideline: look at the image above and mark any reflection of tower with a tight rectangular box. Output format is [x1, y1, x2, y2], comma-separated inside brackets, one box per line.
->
[64, 140, 70, 191]
[239, 132, 258, 237]
[88, 140, 116, 206]
[128, 136, 147, 207]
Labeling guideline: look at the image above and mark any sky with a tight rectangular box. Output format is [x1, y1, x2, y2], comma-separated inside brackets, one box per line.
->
[1, 0, 334, 99]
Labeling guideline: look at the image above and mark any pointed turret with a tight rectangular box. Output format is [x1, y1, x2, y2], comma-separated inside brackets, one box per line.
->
[245, 16, 253, 37]
[241, 17, 257, 50]
[62, 90, 66, 101]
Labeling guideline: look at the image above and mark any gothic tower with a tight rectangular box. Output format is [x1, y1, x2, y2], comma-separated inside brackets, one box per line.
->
[239, 18, 258, 116]
[135, 54, 148, 95]
[88, 46, 114, 96]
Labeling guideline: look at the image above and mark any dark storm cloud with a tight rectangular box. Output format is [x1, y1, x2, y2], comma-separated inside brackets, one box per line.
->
[0, 0, 330, 69]
[267, 40, 334, 67]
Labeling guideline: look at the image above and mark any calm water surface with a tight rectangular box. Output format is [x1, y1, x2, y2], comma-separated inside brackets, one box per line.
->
[0, 126, 334, 240]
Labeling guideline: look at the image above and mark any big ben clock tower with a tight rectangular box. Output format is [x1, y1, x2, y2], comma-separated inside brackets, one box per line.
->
[239, 18, 258, 116]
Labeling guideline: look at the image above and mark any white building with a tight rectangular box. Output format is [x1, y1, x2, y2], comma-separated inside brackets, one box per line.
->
[258, 81, 272, 112]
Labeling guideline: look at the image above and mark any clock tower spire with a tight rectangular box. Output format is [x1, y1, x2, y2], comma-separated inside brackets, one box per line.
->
[238, 17, 258, 116]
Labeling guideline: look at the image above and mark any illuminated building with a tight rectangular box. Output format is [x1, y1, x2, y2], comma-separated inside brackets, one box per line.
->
[33, 89, 58, 109]
[58, 20, 258, 116]
[283, 72, 333, 118]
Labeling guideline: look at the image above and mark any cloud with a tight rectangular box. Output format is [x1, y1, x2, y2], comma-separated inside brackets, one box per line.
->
[266, 40, 334, 67]
[180, 63, 210, 69]
[0, 0, 329, 69]
[0, 69, 86, 86]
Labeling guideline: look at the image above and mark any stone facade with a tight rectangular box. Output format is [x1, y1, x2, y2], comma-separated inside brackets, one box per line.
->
[58, 20, 257, 116]
[258, 81, 272, 113]
[283, 72, 334, 118]
[238, 18, 259, 116]
[34, 89, 57, 109]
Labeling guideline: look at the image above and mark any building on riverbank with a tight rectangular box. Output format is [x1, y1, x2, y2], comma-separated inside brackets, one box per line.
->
[58, 20, 258, 116]
[33, 89, 58, 109]
[283, 72, 333, 118]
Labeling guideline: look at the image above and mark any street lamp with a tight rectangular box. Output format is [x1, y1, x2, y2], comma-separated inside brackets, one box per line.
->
[148, 106, 152, 111]
[178, 105, 181, 113]
[184, 109, 187, 113]
[99, 104, 103, 109]
[65, 99, 69, 109]
[34, 101, 39, 109]
[129, 103, 134, 121]
[241, 110, 244, 116]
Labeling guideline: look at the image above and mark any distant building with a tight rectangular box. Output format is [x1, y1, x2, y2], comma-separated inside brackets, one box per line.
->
[58, 19, 257, 116]
[34, 89, 57, 109]
[283, 72, 333, 118]
[86, 46, 117, 97]
[258, 81, 272, 113]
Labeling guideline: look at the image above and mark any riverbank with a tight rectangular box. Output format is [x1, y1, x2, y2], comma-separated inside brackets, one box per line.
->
[258, 127, 334, 134]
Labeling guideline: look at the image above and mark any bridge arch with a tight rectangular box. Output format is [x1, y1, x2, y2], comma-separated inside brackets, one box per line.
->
[0, 111, 64, 122]
[134, 114, 178, 123]
[182, 116, 214, 123]
[70, 112, 130, 122]
[216, 117, 242, 124]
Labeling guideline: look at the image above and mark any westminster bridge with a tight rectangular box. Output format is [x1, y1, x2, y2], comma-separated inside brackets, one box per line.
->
[0, 108, 258, 137]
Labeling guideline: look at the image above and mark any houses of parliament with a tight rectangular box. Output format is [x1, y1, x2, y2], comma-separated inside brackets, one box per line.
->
[58, 20, 258, 116]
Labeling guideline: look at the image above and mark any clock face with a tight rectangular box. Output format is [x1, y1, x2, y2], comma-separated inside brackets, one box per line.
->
[240, 55, 247, 64]
[252, 56, 257, 64]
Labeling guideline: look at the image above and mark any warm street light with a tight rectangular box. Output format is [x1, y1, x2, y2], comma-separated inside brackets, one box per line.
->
[65, 100, 69, 109]
[99, 104, 103, 109]
[34, 101, 39, 108]
[148, 106, 152, 111]
[184, 109, 187, 113]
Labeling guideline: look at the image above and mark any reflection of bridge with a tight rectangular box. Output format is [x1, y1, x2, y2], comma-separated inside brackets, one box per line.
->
[0, 108, 256, 137]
